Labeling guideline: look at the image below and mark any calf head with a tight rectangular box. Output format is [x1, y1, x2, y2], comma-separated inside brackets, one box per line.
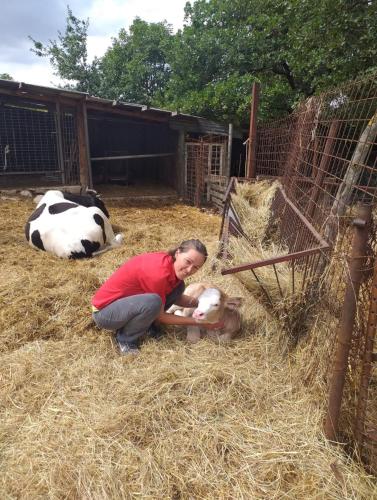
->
[192, 287, 243, 323]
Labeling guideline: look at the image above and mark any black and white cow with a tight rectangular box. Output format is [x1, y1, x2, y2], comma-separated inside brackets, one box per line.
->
[25, 190, 123, 258]
[61, 191, 110, 218]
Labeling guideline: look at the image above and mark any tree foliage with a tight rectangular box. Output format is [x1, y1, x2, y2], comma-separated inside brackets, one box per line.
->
[30, 7, 100, 93]
[98, 18, 172, 104]
[0, 73, 14, 81]
[30, 1, 377, 126]
[164, 0, 377, 124]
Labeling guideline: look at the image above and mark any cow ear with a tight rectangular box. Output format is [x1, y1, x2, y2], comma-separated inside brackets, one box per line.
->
[225, 297, 243, 310]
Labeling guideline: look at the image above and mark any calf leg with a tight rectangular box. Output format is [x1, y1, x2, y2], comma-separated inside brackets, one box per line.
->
[187, 326, 201, 343]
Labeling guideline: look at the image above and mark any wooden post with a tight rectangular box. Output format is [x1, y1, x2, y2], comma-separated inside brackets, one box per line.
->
[82, 101, 93, 189]
[324, 204, 372, 441]
[246, 82, 260, 179]
[176, 129, 186, 196]
[77, 99, 90, 188]
[55, 100, 65, 185]
[226, 123, 233, 178]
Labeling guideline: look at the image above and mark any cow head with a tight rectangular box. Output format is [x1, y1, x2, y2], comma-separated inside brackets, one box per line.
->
[192, 287, 243, 323]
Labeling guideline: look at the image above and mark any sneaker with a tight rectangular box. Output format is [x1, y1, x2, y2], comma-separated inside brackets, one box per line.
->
[114, 333, 140, 356]
[147, 323, 165, 341]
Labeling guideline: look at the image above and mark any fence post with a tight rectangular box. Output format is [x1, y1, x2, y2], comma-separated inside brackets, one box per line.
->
[77, 99, 90, 189]
[246, 82, 260, 179]
[226, 123, 233, 178]
[55, 100, 65, 185]
[324, 204, 372, 441]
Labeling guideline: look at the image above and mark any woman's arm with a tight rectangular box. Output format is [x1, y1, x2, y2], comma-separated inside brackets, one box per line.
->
[157, 310, 224, 330]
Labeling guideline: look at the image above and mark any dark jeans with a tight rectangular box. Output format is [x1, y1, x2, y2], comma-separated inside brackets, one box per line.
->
[92, 281, 185, 343]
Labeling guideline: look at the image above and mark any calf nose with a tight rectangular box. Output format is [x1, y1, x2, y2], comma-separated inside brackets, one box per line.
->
[193, 310, 205, 320]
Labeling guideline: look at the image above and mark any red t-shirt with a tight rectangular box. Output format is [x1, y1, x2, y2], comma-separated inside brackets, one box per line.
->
[92, 252, 181, 310]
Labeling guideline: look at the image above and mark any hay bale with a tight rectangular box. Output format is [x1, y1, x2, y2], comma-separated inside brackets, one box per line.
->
[231, 180, 280, 243]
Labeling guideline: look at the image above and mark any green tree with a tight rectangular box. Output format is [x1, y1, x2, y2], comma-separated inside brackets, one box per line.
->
[164, 0, 377, 124]
[30, 6, 100, 93]
[0, 73, 14, 81]
[29, 1, 377, 126]
[98, 18, 173, 104]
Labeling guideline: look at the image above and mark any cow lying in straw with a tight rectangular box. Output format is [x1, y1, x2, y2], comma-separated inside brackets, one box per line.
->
[168, 282, 243, 343]
[25, 190, 124, 259]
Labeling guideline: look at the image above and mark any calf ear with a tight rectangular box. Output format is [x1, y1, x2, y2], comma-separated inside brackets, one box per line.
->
[225, 297, 243, 310]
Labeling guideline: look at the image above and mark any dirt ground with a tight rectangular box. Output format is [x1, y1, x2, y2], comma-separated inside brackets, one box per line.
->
[0, 195, 376, 499]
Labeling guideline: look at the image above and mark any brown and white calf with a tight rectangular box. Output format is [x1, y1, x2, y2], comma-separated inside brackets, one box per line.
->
[169, 282, 243, 343]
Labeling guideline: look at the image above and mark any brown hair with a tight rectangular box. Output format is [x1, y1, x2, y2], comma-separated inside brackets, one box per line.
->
[168, 239, 208, 261]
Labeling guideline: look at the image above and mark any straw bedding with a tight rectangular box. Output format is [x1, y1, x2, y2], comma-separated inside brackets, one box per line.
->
[227, 180, 300, 300]
[0, 194, 376, 498]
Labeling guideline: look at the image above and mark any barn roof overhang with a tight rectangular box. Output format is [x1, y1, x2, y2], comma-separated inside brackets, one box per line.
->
[0, 79, 243, 138]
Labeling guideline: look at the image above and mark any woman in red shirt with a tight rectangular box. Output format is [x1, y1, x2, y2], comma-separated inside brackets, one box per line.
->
[92, 239, 223, 355]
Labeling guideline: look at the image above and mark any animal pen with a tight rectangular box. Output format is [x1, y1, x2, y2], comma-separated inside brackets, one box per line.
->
[0, 79, 242, 202]
[194, 74, 377, 474]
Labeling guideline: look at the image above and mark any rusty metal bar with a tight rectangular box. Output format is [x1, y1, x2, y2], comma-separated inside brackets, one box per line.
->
[307, 120, 340, 220]
[291, 260, 295, 294]
[273, 264, 285, 299]
[301, 254, 310, 290]
[246, 82, 260, 179]
[218, 177, 236, 241]
[279, 187, 330, 248]
[324, 204, 372, 441]
[221, 246, 328, 275]
[250, 269, 274, 307]
[354, 255, 377, 445]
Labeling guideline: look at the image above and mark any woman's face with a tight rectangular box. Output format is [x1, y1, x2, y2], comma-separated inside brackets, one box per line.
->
[173, 248, 206, 280]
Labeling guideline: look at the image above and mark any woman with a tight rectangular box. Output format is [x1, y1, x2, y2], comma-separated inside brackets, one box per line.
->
[92, 239, 223, 355]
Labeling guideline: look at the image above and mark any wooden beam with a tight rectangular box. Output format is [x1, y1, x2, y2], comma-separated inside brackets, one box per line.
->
[86, 101, 169, 123]
[246, 82, 260, 179]
[91, 153, 175, 161]
[0, 88, 78, 108]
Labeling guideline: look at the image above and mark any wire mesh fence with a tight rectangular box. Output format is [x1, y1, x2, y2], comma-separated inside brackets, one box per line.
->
[61, 107, 80, 185]
[0, 98, 58, 175]
[0, 96, 80, 186]
[253, 71, 377, 472]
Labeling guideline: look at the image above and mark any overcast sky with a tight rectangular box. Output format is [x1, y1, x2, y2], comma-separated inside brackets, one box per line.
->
[0, 0, 188, 87]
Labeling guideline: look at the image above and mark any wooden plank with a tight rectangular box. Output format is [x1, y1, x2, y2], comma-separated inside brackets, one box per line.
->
[91, 153, 174, 161]
[210, 194, 225, 204]
[87, 101, 169, 123]
[210, 185, 226, 196]
[210, 190, 226, 200]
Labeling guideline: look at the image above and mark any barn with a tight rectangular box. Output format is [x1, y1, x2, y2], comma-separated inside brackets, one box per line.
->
[0, 79, 244, 205]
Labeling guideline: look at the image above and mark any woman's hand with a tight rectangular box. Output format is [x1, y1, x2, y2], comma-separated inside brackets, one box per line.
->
[201, 320, 225, 330]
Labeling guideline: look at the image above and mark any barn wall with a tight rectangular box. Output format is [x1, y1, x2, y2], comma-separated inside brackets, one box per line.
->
[88, 113, 179, 189]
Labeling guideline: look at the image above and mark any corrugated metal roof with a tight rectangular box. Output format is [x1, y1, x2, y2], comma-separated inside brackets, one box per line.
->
[0, 79, 244, 138]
